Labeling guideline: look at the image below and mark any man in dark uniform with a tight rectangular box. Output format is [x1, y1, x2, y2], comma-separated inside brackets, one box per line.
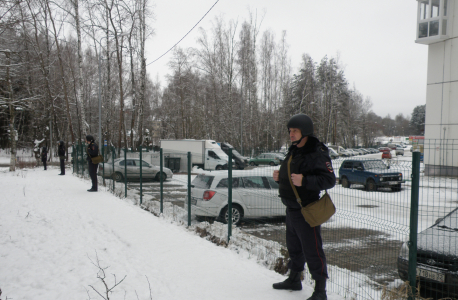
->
[58, 140, 66, 175]
[272, 114, 336, 300]
[85, 135, 99, 192]
[41, 146, 48, 170]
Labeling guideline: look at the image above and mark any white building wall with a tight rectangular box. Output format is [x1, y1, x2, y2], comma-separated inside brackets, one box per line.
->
[423, 0, 458, 175]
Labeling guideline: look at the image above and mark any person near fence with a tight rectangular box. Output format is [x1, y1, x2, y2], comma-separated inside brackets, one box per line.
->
[272, 113, 336, 300]
[86, 135, 99, 192]
[58, 140, 65, 175]
[41, 146, 48, 170]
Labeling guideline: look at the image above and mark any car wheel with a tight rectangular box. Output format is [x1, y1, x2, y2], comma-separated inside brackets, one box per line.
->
[155, 172, 167, 181]
[221, 205, 243, 226]
[269, 161, 275, 166]
[341, 176, 350, 188]
[366, 179, 377, 191]
[215, 165, 223, 170]
[250, 162, 256, 166]
[113, 172, 123, 182]
[391, 184, 401, 192]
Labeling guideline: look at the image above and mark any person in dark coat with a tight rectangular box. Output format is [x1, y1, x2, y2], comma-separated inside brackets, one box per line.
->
[272, 114, 336, 300]
[41, 146, 48, 170]
[58, 140, 66, 175]
[85, 135, 99, 192]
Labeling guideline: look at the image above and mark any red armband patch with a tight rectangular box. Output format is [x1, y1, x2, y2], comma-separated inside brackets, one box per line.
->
[326, 162, 333, 172]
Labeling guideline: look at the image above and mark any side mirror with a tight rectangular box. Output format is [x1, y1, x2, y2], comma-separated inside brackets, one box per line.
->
[387, 166, 390, 169]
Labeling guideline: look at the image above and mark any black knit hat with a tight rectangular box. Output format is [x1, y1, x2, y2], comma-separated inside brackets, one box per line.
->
[86, 135, 94, 142]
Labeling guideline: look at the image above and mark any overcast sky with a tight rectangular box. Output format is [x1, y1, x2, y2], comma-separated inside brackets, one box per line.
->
[145, 0, 428, 119]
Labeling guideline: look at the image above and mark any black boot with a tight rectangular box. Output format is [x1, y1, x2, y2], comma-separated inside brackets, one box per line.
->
[306, 280, 327, 300]
[272, 270, 302, 291]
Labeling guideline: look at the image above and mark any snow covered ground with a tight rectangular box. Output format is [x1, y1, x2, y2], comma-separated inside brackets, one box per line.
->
[0, 166, 345, 300]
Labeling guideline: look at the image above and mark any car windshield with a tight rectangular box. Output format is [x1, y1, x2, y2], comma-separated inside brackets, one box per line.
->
[192, 174, 214, 189]
[435, 209, 458, 230]
[363, 160, 387, 170]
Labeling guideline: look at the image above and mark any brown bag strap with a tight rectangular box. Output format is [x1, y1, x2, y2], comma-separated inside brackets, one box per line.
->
[287, 154, 328, 207]
[287, 155, 303, 206]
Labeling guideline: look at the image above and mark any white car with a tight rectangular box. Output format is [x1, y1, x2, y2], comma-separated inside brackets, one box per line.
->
[98, 158, 173, 182]
[185, 170, 283, 225]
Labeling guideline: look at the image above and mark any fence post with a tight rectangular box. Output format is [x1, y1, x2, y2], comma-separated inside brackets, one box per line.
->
[408, 151, 420, 299]
[139, 145, 142, 206]
[160, 148, 164, 214]
[187, 151, 191, 227]
[124, 148, 127, 198]
[228, 148, 233, 243]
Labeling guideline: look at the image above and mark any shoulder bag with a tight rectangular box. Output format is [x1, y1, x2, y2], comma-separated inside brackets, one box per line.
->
[87, 147, 103, 164]
[287, 155, 336, 227]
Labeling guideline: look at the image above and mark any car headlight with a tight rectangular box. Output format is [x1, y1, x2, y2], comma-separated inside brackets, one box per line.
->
[399, 242, 409, 259]
[380, 177, 383, 182]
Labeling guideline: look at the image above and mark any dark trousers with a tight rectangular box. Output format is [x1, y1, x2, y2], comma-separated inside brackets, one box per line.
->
[88, 162, 98, 190]
[285, 208, 328, 281]
[42, 160, 47, 170]
[60, 158, 65, 175]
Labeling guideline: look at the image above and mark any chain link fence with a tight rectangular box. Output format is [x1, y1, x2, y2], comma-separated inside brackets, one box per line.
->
[71, 140, 458, 300]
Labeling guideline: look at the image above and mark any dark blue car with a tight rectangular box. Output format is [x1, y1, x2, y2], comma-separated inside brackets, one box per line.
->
[338, 159, 404, 191]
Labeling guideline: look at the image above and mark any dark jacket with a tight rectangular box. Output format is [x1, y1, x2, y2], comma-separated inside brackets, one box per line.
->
[278, 136, 336, 209]
[86, 141, 99, 163]
[58, 142, 65, 157]
[41, 147, 48, 162]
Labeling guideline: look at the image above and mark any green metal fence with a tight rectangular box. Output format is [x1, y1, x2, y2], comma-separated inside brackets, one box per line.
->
[71, 140, 458, 300]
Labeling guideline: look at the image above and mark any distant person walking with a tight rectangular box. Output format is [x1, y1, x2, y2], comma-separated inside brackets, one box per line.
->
[41, 146, 48, 170]
[58, 141, 65, 175]
[86, 135, 99, 192]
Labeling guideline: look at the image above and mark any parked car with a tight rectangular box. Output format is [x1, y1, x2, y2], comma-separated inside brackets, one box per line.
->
[359, 148, 370, 154]
[248, 153, 281, 166]
[185, 170, 283, 225]
[338, 159, 404, 191]
[266, 152, 286, 163]
[352, 149, 366, 155]
[379, 147, 391, 152]
[368, 148, 380, 154]
[328, 148, 340, 159]
[98, 158, 173, 182]
[398, 207, 458, 298]
[219, 142, 247, 170]
[347, 149, 360, 156]
[395, 147, 405, 156]
[382, 150, 392, 159]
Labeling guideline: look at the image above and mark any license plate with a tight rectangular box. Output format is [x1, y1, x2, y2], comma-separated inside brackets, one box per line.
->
[389, 181, 400, 185]
[417, 267, 445, 283]
[191, 197, 197, 205]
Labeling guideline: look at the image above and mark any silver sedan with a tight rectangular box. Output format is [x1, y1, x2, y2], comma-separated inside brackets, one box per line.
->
[98, 158, 173, 182]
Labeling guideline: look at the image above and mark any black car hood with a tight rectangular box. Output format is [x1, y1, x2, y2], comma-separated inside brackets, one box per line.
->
[417, 210, 458, 258]
[417, 226, 458, 257]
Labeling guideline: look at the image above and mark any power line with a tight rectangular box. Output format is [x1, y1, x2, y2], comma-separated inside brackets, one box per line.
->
[146, 0, 220, 67]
